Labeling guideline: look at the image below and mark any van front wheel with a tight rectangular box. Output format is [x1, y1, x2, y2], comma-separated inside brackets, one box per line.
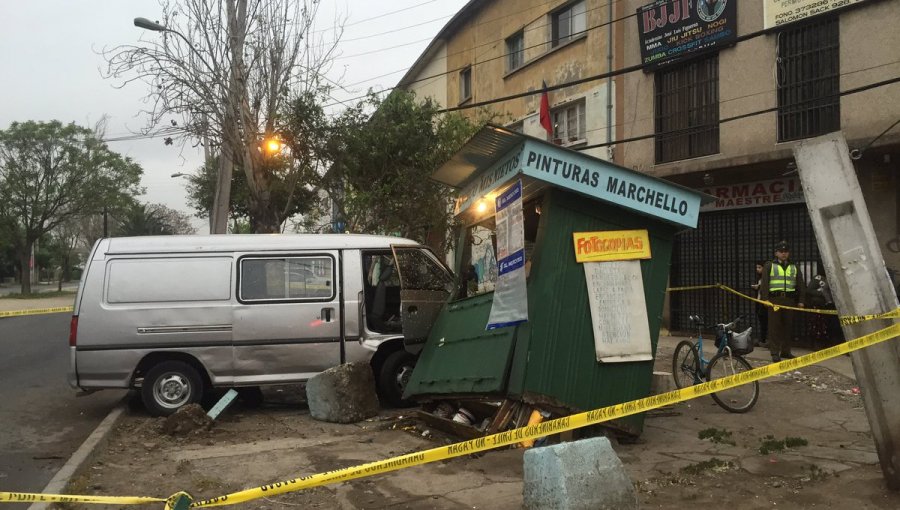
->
[377, 350, 416, 408]
[141, 361, 204, 416]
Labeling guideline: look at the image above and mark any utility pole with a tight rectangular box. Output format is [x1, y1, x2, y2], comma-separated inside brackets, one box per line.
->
[794, 132, 900, 489]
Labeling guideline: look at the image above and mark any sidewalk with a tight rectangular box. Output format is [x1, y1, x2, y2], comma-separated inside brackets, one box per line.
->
[0, 281, 78, 297]
[52, 334, 900, 509]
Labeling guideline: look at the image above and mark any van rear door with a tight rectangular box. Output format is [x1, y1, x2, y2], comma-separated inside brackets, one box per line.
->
[232, 252, 341, 382]
[391, 246, 453, 355]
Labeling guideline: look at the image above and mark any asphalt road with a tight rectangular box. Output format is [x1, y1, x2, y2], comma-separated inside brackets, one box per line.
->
[0, 313, 125, 494]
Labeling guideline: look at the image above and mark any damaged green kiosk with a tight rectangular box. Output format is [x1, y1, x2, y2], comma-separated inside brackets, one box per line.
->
[403, 125, 709, 436]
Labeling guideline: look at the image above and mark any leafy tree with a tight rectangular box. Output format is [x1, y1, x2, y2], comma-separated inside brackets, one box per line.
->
[185, 151, 319, 231]
[147, 203, 197, 235]
[0, 121, 143, 293]
[48, 218, 83, 288]
[309, 90, 487, 255]
[117, 202, 196, 236]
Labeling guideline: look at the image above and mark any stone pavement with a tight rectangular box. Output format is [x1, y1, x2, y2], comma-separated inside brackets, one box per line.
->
[56, 334, 900, 509]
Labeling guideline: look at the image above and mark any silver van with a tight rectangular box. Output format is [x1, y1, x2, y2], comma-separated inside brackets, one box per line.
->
[68, 234, 453, 415]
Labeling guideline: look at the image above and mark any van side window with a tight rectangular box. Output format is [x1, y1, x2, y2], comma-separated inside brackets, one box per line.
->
[106, 257, 232, 303]
[240, 256, 334, 302]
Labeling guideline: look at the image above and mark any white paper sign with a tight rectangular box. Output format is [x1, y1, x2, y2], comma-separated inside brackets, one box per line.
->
[583, 260, 653, 363]
[487, 180, 528, 329]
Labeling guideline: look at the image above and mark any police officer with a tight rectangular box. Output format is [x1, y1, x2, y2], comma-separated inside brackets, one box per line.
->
[759, 241, 806, 362]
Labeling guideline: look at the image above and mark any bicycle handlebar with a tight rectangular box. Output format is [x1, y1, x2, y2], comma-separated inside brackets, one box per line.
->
[689, 314, 742, 331]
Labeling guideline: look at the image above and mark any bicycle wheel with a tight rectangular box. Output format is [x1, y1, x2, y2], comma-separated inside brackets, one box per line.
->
[706, 352, 759, 413]
[672, 340, 701, 389]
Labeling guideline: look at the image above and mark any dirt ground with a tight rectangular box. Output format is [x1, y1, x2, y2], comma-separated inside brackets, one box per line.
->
[58, 342, 900, 509]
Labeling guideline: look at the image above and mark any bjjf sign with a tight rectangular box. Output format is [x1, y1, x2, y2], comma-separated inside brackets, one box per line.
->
[637, 0, 738, 69]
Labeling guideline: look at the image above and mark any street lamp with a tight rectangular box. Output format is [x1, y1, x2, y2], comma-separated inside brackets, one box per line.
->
[171, 172, 189, 178]
[134, 17, 166, 32]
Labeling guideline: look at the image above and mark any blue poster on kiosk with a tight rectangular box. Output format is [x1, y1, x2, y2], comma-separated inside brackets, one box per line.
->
[487, 180, 528, 329]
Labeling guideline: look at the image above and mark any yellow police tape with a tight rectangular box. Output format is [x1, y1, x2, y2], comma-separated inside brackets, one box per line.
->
[0, 306, 74, 319]
[666, 283, 900, 325]
[2, 311, 897, 507]
[7, 322, 891, 508]
[186, 321, 900, 507]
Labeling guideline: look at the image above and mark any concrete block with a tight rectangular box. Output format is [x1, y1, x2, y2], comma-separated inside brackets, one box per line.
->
[306, 362, 379, 423]
[650, 371, 675, 395]
[523, 436, 637, 510]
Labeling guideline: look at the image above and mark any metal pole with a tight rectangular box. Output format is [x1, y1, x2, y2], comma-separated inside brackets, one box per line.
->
[794, 132, 900, 489]
[103, 206, 108, 238]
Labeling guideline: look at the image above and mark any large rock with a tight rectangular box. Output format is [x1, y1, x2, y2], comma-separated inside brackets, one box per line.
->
[306, 362, 379, 423]
[523, 436, 637, 510]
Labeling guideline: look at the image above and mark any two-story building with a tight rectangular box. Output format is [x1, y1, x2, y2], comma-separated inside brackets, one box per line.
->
[617, 0, 899, 338]
[398, 0, 899, 343]
[397, 0, 617, 162]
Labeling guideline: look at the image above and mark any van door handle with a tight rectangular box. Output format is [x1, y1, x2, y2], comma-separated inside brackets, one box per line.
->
[321, 308, 333, 322]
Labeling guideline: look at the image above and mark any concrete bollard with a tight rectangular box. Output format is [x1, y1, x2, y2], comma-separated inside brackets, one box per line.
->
[523, 436, 637, 510]
[650, 370, 676, 395]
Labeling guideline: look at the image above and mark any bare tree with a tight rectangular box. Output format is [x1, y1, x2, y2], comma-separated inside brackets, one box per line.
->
[103, 0, 343, 233]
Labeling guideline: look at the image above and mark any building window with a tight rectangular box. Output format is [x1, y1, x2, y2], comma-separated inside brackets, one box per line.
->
[459, 66, 472, 103]
[552, 99, 586, 146]
[776, 16, 840, 142]
[552, 1, 586, 48]
[506, 31, 525, 72]
[507, 121, 524, 133]
[654, 53, 720, 164]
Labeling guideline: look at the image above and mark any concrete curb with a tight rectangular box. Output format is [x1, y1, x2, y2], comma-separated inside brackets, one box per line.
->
[27, 404, 126, 510]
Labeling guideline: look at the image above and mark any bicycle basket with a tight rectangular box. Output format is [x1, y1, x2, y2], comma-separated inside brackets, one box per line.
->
[728, 328, 754, 355]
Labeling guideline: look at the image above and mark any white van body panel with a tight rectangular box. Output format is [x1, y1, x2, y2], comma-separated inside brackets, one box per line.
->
[68, 234, 444, 394]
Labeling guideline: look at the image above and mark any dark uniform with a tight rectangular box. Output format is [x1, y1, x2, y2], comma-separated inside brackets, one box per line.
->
[759, 241, 806, 361]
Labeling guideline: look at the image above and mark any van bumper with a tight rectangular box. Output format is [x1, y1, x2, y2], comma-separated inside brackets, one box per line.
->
[68, 347, 79, 389]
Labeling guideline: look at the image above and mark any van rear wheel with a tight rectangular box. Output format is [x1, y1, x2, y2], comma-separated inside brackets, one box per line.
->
[141, 361, 204, 416]
[377, 350, 416, 408]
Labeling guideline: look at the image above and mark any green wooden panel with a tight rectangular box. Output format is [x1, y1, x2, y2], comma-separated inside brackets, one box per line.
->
[508, 188, 677, 434]
[404, 292, 517, 398]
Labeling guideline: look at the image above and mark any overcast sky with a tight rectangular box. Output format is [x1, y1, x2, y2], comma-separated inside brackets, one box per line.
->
[0, 0, 467, 233]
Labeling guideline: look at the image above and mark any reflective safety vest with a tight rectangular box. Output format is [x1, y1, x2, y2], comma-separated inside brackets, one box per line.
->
[769, 263, 797, 292]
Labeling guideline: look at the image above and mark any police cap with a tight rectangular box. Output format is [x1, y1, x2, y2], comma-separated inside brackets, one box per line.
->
[774, 240, 790, 252]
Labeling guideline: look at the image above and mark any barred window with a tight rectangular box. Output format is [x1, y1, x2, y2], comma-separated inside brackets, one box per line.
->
[776, 16, 840, 142]
[654, 53, 720, 164]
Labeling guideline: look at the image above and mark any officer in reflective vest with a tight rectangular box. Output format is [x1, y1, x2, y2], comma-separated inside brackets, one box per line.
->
[759, 240, 806, 362]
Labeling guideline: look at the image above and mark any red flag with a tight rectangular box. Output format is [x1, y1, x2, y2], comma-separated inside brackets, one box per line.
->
[539, 80, 552, 139]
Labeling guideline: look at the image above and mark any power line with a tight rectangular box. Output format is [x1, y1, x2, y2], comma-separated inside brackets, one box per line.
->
[339, 14, 452, 43]
[567, 59, 900, 142]
[326, 5, 637, 107]
[310, 0, 441, 34]
[325, 0, 633, 98]
[433, 24, 789, 115]
[575, 75, 900, 152]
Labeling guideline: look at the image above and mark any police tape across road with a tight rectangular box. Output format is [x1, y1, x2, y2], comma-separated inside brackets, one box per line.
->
[666, 283, 900, 324]
[1, 282, 896, 325]
[4, 321, 897, 508]
[0, 306, 74, 319]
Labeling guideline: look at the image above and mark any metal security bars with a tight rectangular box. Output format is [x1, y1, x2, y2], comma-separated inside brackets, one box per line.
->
[776, 16, 840, 142]
[669, 204, 831, 347]
[655, 53, 720, 164]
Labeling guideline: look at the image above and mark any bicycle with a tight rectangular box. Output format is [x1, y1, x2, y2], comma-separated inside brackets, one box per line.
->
[672, 315, 760, 413]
